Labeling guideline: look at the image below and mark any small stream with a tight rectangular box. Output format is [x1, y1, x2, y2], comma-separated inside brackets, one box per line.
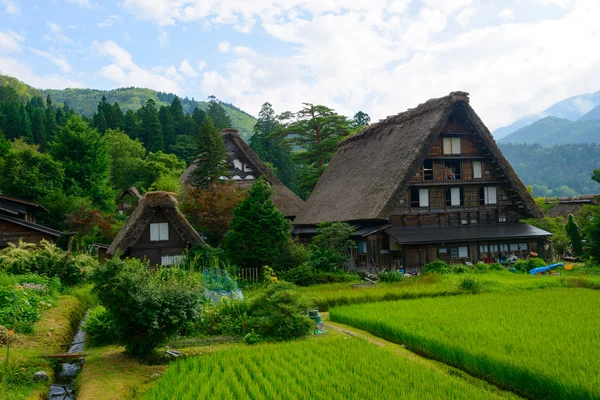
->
[48, 318, 87, 400]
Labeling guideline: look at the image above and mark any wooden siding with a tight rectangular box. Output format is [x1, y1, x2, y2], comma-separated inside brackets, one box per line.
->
[129, 210, 189, 267]
[0, 219, 57, 247]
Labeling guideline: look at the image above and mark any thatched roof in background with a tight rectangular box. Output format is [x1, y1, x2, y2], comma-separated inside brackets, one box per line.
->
[107, 191, 204, 256]
[180, 128, 305, 218]
[545, 195, 599, 218]
[294, 91, 543, 225]
[117, 186, 142, 201]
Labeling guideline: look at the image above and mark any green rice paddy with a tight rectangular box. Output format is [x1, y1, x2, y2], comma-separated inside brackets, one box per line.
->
[330, 288, 600, 399]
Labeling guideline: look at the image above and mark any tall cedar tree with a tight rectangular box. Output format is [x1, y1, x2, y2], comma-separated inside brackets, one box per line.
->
[207, 96, 232, 130]
[223, 177, 290, 268]
[158, 105, 176, 149]
[169, 96, 186, 136]
[565, 214, 583, 256]
[192, 107, 206, 126]
[51, 116, 114, 211]
[249, 102, 298, 193]
[45, 95, 57, 140]
[140, 100, 165, 152]
[191, 116, 229, 188]
[585, 213, 600, 260]
[275, 103, 350, 195]
[18, 105, 33, 143]
[0, 127, 10, 157]
[123, 109, 140, 140]
[30, 108, 47, 147]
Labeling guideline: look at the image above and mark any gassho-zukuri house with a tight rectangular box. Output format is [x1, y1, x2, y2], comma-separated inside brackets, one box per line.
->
[180, 128, 305, 220]
[293, 91, 552, 272]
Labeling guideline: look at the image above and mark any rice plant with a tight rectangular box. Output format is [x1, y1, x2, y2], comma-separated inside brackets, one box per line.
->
[145, 336, 509, 399]
[330, 288, 600, 399]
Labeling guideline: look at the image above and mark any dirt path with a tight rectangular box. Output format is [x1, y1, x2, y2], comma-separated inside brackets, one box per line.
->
[322, 314, 523, 400]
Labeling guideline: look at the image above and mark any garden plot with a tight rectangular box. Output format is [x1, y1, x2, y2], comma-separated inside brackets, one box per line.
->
[330, 288, 600, 399]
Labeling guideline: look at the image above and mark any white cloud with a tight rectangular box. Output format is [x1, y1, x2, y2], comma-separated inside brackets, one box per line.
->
[97, 14, 123, 28]
[455, 6, 477, 26]
[498, 8, 515, 20]
[0, 30, 23, 53]
[67, 0, 93, 8]
[92, 40, 182, 93]
[536, 0, 573, 7]
[0, 55, 83, 88]
[218, 41, 231, 53]
[179, 58, 197, 77]
[197, 60, 207, 71]
[44, 22, 72, 45]
[30, 47, 72, 72]
[157, 30, 168, 47]
[1, 0, 19, 15]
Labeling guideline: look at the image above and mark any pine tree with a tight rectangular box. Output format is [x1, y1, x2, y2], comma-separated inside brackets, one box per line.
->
[124, 110, 140, 140]
[45, 95, 57, 140]
[158, 105, 176, 150]
[30, 108, 47, 147]
[223, 177, 291, 268]
[0, 127, 10, 157]
[146, 111, 165, 153]
[18, 105, 33, 143]
[111, 102, 124, 130]
[3, 102, 20, 140]
[565, 214, 583, 256]
[191, 116, 229, 189]
[93, 110, 108, 134]
[169, 96, 185, 136]
[207, 96, 232, 130]
[192, 107, 206, 127]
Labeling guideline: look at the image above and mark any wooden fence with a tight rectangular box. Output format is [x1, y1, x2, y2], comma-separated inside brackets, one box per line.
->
[238, 267, 263, 282]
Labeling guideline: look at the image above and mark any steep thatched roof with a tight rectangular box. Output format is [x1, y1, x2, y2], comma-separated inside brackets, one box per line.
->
[295, 91, 543, 225]
[546, 195, 599, 218]
[180, 128, 305, 218]
[117, 186, 142, 201]
[107, 191, 204, 256]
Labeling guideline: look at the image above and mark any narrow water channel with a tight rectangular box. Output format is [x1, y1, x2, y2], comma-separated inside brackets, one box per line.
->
[48, 318, 87, 400]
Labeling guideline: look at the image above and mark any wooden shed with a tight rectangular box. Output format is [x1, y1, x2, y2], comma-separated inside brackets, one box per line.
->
[0, 195, 62, 248]
[107, 191, 205, 267]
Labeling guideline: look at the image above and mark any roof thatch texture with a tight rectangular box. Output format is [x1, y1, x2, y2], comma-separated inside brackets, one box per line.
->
[180, 128, 305, 218]
[546, 195, 599, 218]
[294, 91, 543, 225]
[107, 191, 204, 256]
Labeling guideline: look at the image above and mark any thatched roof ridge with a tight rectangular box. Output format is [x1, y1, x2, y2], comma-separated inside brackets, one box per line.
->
[294, 91, 542, 225]
[180, 129, 305, 218]
[545, 194, 599, 218]
[107, 191, 204, 256]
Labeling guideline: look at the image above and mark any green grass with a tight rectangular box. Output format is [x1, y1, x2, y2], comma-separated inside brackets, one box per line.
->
[145, 335, 512, 400]
[300, 271, 586, 311]
[330, 288, 600, 399]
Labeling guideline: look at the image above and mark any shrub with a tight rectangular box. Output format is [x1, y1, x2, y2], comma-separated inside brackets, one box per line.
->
[459, 277, 482, 293]
[82, 305, 118, 346]
[378, 271, 404, 282]
[515, 257, 547, 273]
[423, 259, 451, 275]
[272, 238, 310, 273]
[474, 262, 490, 273]
[91, 258, 204, 358]
[0, 240, 97, 285]
[450, 265, 469, 274]
[489, 263, 505, 271]
[199, 281, 314, 342]
[281, 264, 359, 286]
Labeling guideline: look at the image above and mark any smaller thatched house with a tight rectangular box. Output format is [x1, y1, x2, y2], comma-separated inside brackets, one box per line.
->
[545, 195, 599, 219]
[116, 186, 142, 216]
[180, 128, 304, 219]
[107, 191, 204, 266]
[0, 195, 62, 248]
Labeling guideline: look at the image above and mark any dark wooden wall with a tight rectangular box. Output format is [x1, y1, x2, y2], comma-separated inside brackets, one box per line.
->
[0, 220, 57, 248]
[129, 210, 188, 267]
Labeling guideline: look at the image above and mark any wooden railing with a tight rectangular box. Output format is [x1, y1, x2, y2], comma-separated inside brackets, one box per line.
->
[238, 267, 263, 282]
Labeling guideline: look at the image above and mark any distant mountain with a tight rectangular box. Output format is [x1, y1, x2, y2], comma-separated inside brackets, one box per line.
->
[493, 89, 600, 139]
[0, 75, 257, 139]
[580, 104, 600, 121]
[499, 116, 600, 145]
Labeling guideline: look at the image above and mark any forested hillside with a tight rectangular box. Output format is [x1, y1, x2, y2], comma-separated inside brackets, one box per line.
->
[501, 143, 600, 197]
[499, 116, 600, 145]
[581, 104, 600, 121]
[43, 88, 257, 139]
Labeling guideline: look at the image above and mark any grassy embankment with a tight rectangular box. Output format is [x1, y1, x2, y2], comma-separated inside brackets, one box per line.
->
[0, 289, 89, 400]
[330, 288, 600, 399]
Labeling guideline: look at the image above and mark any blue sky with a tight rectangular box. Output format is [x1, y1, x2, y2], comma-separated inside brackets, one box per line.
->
[1, 0, 599, 129]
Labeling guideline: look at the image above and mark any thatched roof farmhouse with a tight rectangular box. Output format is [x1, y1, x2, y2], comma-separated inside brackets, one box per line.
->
[294, 91, 551, 272]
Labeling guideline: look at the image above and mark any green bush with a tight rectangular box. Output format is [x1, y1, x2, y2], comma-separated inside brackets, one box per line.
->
[423, 259, 451, 275]
[489, 262, 505, 271]
[514, 257, 547, 273]
[474, 262, 490, 273]
[91, 258, 204, 358]
[199, 281, 314, 342]
[459, 277, 482, 293]
[0, 240, 97, 285]
[450, 265, 469, 274]
[378, 271, 404, 282]
[82, 305, 118, 346]
[281, 264, 359, 286]
[272, 238, 311, 273]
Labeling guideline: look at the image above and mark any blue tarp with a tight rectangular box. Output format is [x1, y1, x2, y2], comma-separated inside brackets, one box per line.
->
[529, 263, 564, 275]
